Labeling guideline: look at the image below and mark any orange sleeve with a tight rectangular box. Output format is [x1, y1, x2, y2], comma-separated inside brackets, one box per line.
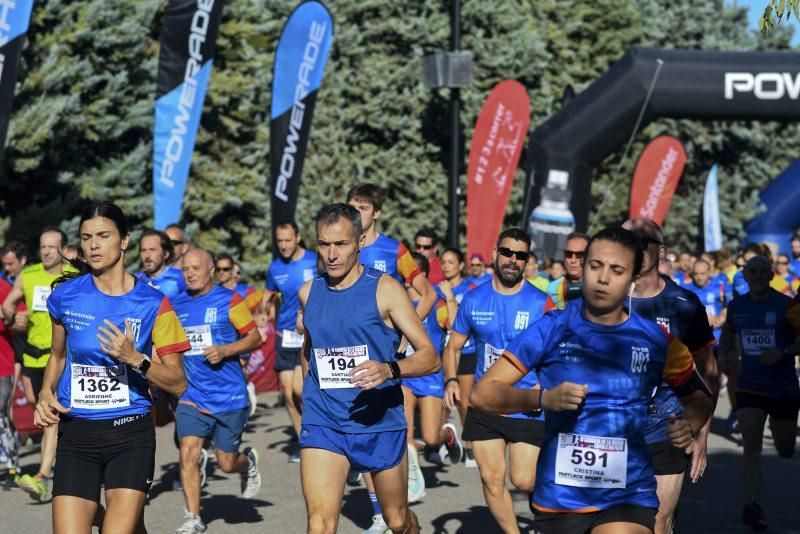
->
[244, 287, 263, 312]
[153, 297, 191, 357]
[435, 300, 449, 329]
[662, 334, 696, 388]
[229, 293, 257, 335]
[397, 243, 423, 284]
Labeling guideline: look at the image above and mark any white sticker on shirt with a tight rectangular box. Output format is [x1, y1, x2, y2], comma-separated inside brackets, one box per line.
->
[740, 328, 775, 356]
[70, 364, 130, 410]
[483, 343, 504, 372]
[32, 285, 51, 312]
[185, 325, 213, 356]
[555, 433, 627, 489]
[282, 329, 304, 349]
[314, 345, 369, 389]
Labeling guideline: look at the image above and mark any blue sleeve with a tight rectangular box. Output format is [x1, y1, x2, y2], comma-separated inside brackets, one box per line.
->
[452, 297, 472, 336]
[723, 280, 733, 303]
[265, 266, 277, 291]
[46, 285, 62, 322]
[505, 315, 551, 372]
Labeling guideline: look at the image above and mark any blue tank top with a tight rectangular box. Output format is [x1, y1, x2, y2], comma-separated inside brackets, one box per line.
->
[302, 266, 405, 433]
[136, 266, 186, 300]
[47, 274, 190, 420]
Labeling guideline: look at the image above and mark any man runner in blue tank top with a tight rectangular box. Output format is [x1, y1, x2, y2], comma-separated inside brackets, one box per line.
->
[298, 204, 440, 534]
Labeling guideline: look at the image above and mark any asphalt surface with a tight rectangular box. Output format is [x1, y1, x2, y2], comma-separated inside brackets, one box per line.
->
[1, 392, 798, 533]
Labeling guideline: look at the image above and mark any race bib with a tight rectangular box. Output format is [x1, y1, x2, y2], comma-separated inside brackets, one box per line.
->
[484, 343, 504, 372]
[32, 285, 51, 312]
[741, 328, 775, 356]
[70, 364, 130, 410]
[185, 325, 213, 356]
[281, 329, 304, 349]
[314, 345, 370, 389]
[555, 433, 627, 489]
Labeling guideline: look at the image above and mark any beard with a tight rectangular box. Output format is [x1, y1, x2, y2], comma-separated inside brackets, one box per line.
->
[495, 259, 523, 288]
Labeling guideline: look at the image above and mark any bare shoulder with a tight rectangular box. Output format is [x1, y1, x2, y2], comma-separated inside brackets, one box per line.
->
[376, 272, 406, 301]
[298, 279, 314, 307]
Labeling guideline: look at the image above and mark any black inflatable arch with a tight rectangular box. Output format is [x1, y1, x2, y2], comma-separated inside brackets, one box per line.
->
[521, 46, 800, 258]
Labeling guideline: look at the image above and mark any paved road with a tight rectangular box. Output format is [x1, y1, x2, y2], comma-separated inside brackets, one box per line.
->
[1, 392, 798, 533]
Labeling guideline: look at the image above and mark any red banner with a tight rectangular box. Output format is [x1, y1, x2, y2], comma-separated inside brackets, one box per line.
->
[467, 80, 531, 261]
[629, 135, 686, 225]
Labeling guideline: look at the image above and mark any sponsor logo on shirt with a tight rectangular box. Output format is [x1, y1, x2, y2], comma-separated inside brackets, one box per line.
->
[514, 311, 530, 330]
[126, 318, 143, 343]
[765, 311, 776, 326]
[204, 307, 218, 324]
[656, 317, 671, 332]
[630, 346, 650, 373]
[373, 260, 387, 272]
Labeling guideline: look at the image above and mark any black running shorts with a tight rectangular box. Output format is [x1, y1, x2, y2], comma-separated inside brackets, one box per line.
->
[533, 503, 657, 533]
[53, 413, 155, 502]
[647, 439, 690, 476]
[461, 407, 544, 446]
[457, 352, 477, 376]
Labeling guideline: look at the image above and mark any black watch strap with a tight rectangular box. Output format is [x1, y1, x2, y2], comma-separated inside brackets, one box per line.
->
[388, 361, 401, 380]
[136, 355, 152, 377]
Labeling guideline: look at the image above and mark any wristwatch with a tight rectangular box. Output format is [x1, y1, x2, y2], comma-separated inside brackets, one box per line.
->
[134, 354, 152, 377]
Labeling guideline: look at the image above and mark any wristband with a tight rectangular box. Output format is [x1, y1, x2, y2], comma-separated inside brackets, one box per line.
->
[388, 361, 401, 380]
[445, 377, 459, 386]
[538, 388, 547, 411]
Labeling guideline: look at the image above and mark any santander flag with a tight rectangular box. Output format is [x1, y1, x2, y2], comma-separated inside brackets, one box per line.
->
[629, 135, 686, 225]
[467, 80, 531, 261]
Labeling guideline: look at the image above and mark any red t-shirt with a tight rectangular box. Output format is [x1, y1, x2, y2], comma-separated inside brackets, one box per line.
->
[0, 279, 15, 377]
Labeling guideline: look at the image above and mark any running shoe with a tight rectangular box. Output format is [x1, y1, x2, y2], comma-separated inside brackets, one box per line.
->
[198, 448, 209, 488]
[347, 470, 363, 486]
[464, 449, 478, 468]
[246, 381, 258, 418]
[288, 451, 301, 463]
[407, 443, 426, 502]
[175, 511, 207, 534]
[424, 446, 447, 466]
[17, 473, 52, 502]
[241, 447, 261, 498]
[442, 423, 464, 464]
[741, 502, 767, 532]
[362, 514, 391, 534]
[726, 409, 739, 434]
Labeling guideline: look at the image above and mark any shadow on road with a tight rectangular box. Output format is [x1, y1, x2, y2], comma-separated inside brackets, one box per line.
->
[202, 494, 273, 526]
[431, 505, 537, 533]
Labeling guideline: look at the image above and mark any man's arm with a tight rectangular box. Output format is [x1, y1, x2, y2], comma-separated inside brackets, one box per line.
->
[410, 273, 437, 320]
[1, 273, 25, 326]
[298, 281, 312, 379]
[382, 276, 438, 377]
[203, 329, 262, 365]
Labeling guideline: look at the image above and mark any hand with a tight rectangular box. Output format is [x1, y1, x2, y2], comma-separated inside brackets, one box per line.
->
[667, 414, 694, 450]
[541, 382, 587, 411]
[12, 311, 28, 331]
[349, 360, 391, 390]
[97, 319, 140, 365]
[203, 345, 228, 365]
[444, 379, 461, 410]
[34, 390, 70, 428]
[438, 281, 454, 300]
[759, 347, 784, 365]
[689, 429, 709, 483]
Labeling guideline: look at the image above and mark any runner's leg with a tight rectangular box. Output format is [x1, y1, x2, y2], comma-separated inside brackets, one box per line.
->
[653, 473, 684, 534]
[768, 415, 797, 459]
[280, 369, 301, 436]
[592, 522, 652, 534]
[52, 496, 97, 534]
[507, 441, 538, 493]
[472, 439, 519, 534]
[301, 447, 350, 534]
[179, 436, 204, 516]
[738, 407, 768, 503]
[102, 488, 147, 533]
[372, 452, 418, 534]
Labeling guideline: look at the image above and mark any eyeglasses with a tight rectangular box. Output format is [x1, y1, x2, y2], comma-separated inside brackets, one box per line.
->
[497, 247, 530, 262]
[217, 266, 232, 272]
[415, 243, 434, 250]
[563, 250, 585, 260]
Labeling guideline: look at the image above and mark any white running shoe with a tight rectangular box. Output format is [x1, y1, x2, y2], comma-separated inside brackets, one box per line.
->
[442, 422, 464, 464]
[362, 514, 391, 534]
[198, 448, 208, 488]
[464, 449, 478, 468]
[241, 447, 261, 498]
[175, 511, 206, 534]
[407, 444, 426, 502]
[246, 381, 258, 418]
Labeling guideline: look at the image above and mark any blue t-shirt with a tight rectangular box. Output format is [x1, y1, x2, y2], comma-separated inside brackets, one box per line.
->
[733, 270, 749, 298]
[725, 290, 800, 398]
[302, 267, 405, 433]
[629, 279, 715, 444]
[452, 280, 554, 419]
[683, 280, 727, 343]
[469, 272, 493, 286]
[47, 275, 190, 420]
[360, 234, 421, 285]
[791, 258, 800, 277]
[266, 249, 318, 331]
[136, 266, 187, 300]
[436, 278, 478, 355]
[506, 304, 697, 512]
[172, 285, 256, 413]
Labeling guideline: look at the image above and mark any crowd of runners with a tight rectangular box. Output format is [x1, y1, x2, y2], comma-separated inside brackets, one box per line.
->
[0, 184, 797, 534]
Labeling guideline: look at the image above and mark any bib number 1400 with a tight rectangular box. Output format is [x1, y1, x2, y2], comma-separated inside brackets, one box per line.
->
[327, 357, 357, 371]
[571, 449, 608, 468]
[76, 377, 121, 393]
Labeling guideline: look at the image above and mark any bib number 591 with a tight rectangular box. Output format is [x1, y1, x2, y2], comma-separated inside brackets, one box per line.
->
[571, 449, 608, 468]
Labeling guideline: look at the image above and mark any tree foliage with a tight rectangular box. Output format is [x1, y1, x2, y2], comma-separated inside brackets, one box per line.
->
[0, 0, 796, 281]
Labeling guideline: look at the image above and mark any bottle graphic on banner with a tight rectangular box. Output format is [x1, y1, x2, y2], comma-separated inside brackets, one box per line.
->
[528, 170, 576, 260]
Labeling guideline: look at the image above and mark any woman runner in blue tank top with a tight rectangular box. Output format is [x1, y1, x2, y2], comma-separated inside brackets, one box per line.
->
[34, 202, 190, 533]
[471, 228, 713, 534]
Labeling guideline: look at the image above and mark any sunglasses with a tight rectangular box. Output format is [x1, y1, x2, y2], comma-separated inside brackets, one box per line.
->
[415, 243, 434, 250]
[497, 247, 530, 262]
[216, 266, 232, 272]
[470, 262, 483, 267]
[171, 239, 185, 246]
[563, 250, 585, 260]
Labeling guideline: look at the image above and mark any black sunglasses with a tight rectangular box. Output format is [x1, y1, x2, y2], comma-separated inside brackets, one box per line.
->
[497, 247, 530, 262]
[171, 239, 185, 246]
[563, 250, 585, 260]
[415, 243, 434, 250]
[216, 266, 232, 272]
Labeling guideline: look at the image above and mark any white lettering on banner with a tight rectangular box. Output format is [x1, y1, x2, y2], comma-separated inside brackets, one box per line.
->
[0, 0, 21, 82]
[638, 147, 679, 218]
[159, 0, 215, 189]
[473, 103, 523, 193]
[274, 21, 327, 202]
[724, 72, 800, 100]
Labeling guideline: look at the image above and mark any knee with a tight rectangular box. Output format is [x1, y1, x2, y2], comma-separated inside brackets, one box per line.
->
[421, 431, 440, 449]
[216, 455, 238, 474]
[179, 446, 200, 469]
[479, 469, 506, 495]
[510, 472, 535, 493]
[382, 508, 408, 532]
[308, 513, 335, 534]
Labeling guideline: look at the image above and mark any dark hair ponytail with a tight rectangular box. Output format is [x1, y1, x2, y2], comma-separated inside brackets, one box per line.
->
[53, 202, 130, 288]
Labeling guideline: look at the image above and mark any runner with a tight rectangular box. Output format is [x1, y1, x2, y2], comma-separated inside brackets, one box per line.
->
[1, 242, 28, 284]
[172, 248, 263, 533]
[524, 251, 549, 292]
[437, 247, 479, 467]
[33, 201, 190, 533]
[468, 253, 493, 285]
[298, 203, 438, 534]
[471, 226, 713, 534]
[673, 252, 694, 286]
[622, 218, 719, 534]
[1, 227, 76, 502]
[732, 243, 766, 298]
[0, 275, 18, 475]
[165, 224, 191, 269]
[719, 255, 800, 532]
[774, 253, 799, 297]
[683, 259, 728, 347]
[413, 228, 444, 284]
[136, 229, 187, 300]
[265, 221, 318, 462]
[443, 228, 555, 534]
[547, 232, 589, 309]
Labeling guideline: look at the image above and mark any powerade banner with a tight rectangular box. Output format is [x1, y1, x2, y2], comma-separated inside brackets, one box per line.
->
[0, 0, 34, 167]
[628, 135, 686, 226]
[466, 80, 530, 261]
[703, 164, 722, 252]
[153, 0, 224, 230]
[270, 1, 333, 234]
[745, 158, 800, 254]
